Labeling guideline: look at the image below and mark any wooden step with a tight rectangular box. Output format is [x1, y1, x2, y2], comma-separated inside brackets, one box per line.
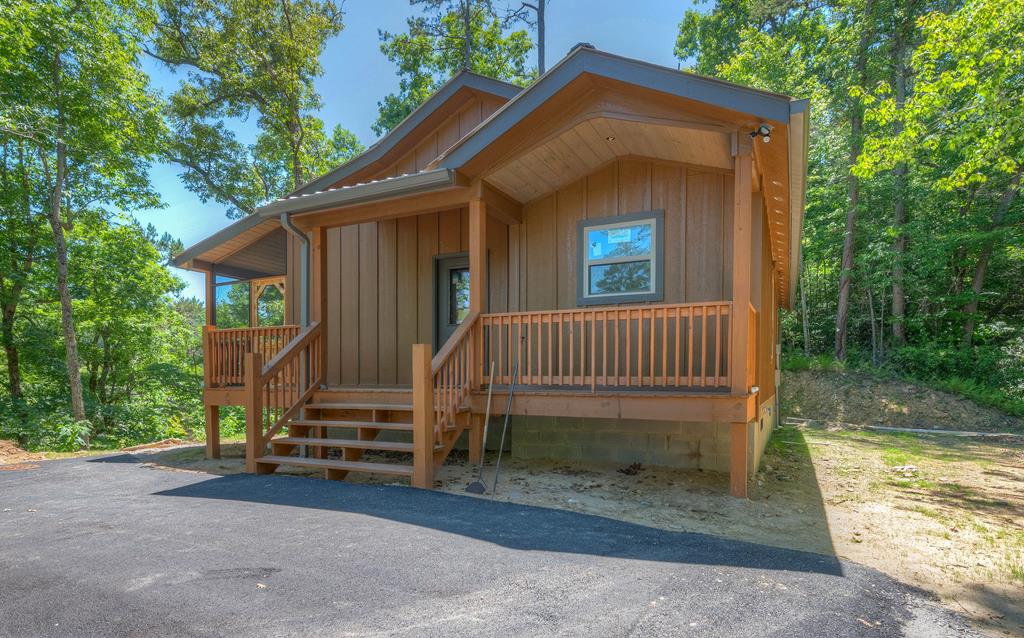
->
[305, 402, 414, 411]
[289, 419, 413, 431]
[255, 455, 413, 476]
[271, 436, 417, 452]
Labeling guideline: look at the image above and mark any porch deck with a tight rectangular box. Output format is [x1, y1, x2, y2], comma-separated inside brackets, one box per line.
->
[201, 299, 758, 497]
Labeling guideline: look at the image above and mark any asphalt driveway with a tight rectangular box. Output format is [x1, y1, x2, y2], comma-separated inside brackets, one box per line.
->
[0, 453, 978, 637]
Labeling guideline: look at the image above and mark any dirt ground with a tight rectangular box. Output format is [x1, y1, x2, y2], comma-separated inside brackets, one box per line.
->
[141, 423, 1024, 638]
[782, 369, 1024, 433]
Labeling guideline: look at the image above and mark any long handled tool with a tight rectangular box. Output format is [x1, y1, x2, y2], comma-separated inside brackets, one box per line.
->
[491, 334, 526, 498]
[465, 361, 496, 494]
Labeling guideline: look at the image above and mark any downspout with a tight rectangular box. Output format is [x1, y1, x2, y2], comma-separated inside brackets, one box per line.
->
[280, 212, 311, 459]
[280, 213, 310, 327]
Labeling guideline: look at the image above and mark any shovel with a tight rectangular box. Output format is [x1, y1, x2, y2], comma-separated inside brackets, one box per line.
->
[465, 361, 497, 494]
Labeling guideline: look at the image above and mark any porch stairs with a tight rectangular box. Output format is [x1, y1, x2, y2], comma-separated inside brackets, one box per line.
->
[254, 388, 469, 482]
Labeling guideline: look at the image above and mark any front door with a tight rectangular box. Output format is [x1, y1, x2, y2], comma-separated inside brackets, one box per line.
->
[435, 253, 470, 352]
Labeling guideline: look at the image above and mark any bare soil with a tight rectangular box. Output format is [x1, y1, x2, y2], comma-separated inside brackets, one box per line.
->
[781, 369, 1024, 433]
[0, 439, 43, 465]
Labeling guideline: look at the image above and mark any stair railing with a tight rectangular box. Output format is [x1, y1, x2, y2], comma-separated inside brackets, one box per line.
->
[410, 310, 480, 489]
[243, 321, 323, 472]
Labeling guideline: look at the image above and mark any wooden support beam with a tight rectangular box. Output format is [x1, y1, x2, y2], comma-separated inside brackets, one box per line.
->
[204, 405, 221, 459]
[468, 413, 483, 465]
[310, 227, 328, 382]
[244, 351, 264, 473]
[411, 343, 435, 489]
[730, 421, 749, 498]
[477, 181, 523, 225]
[469, 197, 488, 314]
[204, 270, 216, 325]
[730, 133, 754, 396]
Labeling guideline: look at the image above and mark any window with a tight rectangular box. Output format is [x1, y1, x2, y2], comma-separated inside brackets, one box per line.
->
[577, 210, 664, 305]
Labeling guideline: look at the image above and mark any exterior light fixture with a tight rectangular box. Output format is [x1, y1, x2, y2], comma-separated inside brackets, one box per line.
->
[748, 123, 773, 143]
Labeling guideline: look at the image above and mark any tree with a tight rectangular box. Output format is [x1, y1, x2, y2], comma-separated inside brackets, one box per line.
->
[856, 0, 1024, 348]
[151, 0, 362, 218]
[506, 0, 547, 74]
[374, 0, 534, 135]
[0, 0, 164, 423]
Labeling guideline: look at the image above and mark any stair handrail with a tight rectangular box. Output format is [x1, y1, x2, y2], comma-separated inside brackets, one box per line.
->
[243, 321, 323, 471]
[430, 310, 480, 443]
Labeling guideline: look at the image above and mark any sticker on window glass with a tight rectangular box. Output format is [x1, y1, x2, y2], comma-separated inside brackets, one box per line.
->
[590, 242, 602, 258]
[606, 228, 631, 243]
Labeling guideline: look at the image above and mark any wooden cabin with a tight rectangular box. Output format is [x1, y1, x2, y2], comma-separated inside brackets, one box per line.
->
[174, 46, 808, 497]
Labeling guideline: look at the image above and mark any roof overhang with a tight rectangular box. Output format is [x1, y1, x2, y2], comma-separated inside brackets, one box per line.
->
[432, 46, 807, 307]
[173, 169, 464, 273]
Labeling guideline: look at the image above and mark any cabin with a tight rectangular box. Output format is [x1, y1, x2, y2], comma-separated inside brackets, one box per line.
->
[173, 45, 808, 497]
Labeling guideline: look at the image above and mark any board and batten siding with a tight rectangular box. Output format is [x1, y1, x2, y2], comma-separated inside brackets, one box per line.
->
[511, 158, 735, 311]
[291, 157, 741, 387]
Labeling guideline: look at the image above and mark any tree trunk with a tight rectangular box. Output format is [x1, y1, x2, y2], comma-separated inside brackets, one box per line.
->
[835, 3, 873, 361]
[536, 0, 545, 74]
[44, 50, 86, 423]
[890, 38, 909, 348]
[462, 0, 472, 69]
[1, 305, 22, 399]
[799, 267, 811, 356]
[46, 141, 86, 423]
[867, 287, 878, 366]
[960, 169, 1023, 348]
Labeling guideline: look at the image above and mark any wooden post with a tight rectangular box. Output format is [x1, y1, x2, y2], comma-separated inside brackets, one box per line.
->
[204, 269, 216, 326]
[730, 421, 749, 498]
[730, 134, 753, 395]
[411, 343, 435, 489]
[469, 197, 488, 314]
[310, 227, 328, 388]
[470, 197, 487, 389]
[244, 351, 264, 473]
[468, 413, 483, 465]
[201, 324, 221, 459]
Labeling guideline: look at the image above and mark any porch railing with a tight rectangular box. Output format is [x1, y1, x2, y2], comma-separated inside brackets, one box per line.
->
[478, 301, 734, 391]
[243, 321, 323, 471]
[204, 324, 300, 387]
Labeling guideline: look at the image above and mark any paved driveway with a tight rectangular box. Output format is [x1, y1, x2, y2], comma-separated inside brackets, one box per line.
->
[0, 453, 977, 637]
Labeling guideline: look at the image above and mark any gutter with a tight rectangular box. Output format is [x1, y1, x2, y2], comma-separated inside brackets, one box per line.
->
[259, 168, 460, 217]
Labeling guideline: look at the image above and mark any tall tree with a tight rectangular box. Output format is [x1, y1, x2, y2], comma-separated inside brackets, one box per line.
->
[0, 139, 46, 400]
[507, 0, 547, 74]
[374, 0, 533, 135]
[857, 0, 1024, 348]
[0, 0, 164, 422]
[151, 0, 362, 218]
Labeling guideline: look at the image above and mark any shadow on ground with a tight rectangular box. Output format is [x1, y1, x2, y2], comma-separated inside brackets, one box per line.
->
[150, 468, 845, 576]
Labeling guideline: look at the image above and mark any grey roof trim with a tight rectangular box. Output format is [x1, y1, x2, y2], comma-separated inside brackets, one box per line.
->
[261, 168, 459, 217]
[174, 169, 460, 270]
[172, 214, 277, 270]
[438, 47, 803, 170]
[290, 72, 521, 197]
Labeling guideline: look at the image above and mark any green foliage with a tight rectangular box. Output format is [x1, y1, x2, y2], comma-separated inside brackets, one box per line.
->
[678, 0, 1023, 415]
[153, 0, 363, 217]
[374, 0, 534, 135]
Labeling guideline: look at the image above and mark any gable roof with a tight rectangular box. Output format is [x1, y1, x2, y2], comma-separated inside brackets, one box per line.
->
[288, 71, 521, 197]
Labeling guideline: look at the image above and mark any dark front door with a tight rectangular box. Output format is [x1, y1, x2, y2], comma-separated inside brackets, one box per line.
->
[435, 253, 470, 352]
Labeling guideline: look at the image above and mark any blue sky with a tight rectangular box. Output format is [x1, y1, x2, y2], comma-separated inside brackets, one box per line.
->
[135, 0, 693, 298]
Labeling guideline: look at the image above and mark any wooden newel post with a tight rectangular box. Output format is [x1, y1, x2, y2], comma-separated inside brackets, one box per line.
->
[202, 325, 221, 459]
[411, 343, 434, 489]
[244, 351, 264, 473]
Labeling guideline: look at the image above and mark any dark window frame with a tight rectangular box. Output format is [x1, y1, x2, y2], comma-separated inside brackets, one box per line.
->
[576, 209, 665, 306]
